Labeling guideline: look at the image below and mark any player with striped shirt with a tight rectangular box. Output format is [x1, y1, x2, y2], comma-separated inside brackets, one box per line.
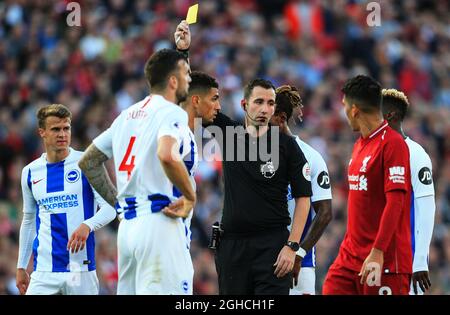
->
[16, 104, 116, 295]
[382, 88, 436, 295]
[270, 85, 333, 295]
[79, 49, 196, 295]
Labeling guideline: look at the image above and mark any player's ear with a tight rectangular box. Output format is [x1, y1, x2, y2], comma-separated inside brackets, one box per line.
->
[192, 95, 200, 108]
[351, 104, 359, 118]
[38, 127, 45, 138]
[168, 75, 178, 90]
[384, 110, 395, 122]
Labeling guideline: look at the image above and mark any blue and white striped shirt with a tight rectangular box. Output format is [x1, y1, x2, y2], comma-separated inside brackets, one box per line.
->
[20, 149, 111, 272]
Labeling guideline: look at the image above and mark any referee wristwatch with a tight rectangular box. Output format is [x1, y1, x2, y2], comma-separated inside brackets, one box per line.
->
[286, 241, 300, 252]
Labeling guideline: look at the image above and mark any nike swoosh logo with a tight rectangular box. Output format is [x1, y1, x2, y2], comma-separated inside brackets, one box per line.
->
[32, 178, 44, 185]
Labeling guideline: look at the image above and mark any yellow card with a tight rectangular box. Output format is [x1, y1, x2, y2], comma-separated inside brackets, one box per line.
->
[186, 4, 198, 24]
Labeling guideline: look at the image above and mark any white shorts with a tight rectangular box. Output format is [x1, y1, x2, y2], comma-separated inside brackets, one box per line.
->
[409, 279, 425, 295]
[290, 267, 316, 295]
[117, 213, 194, 295]
[26, 270, 99, 295]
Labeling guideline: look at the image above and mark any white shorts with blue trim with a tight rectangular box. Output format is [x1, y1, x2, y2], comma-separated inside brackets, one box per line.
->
[290, 267, 316, 295]
[409, 279, 425, 295]
[26, 270, 99, 295]
[117, 212, 193, 295]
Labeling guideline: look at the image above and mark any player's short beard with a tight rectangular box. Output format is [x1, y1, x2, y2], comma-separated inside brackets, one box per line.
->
[176, 89, 188, 104]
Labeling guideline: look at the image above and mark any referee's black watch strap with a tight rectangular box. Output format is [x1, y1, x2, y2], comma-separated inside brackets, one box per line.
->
[286, 241, 300, 252]
[177, 48, 189, 60]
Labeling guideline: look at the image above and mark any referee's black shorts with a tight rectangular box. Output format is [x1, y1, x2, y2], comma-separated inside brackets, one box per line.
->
[215, 226, 291, 295]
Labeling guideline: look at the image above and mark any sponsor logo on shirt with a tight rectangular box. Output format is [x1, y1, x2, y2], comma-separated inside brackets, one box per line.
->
[359, 175, 368, 191]
[37, 194, 79, 211]
[418, 167, 432, 185]
[317, 171, 330, 189]
[389, 166, 405, 184]
[359, 156, 372, 173]
[260, 160, 276, 179]
[348, 174, 368, 191]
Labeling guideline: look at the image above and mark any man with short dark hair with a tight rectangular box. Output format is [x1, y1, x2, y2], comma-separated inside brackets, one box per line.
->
[323, 75, 412, 295]
[144, 49, 191, 103]
[382, 88, 436, 295]
[78, 48, 197, 294]
[181, 71, 221, 127]
[209, 78, 312, 295]
[16, 104, 116, 295]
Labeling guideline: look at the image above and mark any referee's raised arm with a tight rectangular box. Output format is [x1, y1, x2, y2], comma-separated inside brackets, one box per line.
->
[173, 19, 314, 295]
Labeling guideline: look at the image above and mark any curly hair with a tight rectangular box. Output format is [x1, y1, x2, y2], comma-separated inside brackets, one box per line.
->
[382, 88, 410, 120]
[275, 85, 302, 120]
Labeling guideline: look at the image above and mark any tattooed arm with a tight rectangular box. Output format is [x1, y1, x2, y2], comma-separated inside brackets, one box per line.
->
[79, 144, 117, 208]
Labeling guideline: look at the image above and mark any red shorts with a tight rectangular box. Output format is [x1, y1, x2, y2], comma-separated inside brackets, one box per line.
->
[322, 260, 410, 295]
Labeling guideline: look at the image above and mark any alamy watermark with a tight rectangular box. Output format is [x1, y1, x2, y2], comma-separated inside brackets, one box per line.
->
[66, 2, 81, 27]
[367, 2, 381, 27]
[173, 118, 281, 171]
[65, 1, 382, 28]
[363, 262, 393, 295]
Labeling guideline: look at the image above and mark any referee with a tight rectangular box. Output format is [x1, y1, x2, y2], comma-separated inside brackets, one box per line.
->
[206, 78, 312, 295]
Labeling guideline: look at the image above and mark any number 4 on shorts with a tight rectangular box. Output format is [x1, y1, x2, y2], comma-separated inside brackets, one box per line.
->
[119, 136, 136, 180]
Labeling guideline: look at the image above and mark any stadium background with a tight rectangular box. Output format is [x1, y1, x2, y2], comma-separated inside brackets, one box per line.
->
[0, 0, 449, 295]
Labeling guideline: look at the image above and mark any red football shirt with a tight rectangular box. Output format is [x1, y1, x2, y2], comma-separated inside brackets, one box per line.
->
[337, 121, 412, 274]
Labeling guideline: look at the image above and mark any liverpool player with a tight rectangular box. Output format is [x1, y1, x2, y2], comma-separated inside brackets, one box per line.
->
[323, 75, 412, 295]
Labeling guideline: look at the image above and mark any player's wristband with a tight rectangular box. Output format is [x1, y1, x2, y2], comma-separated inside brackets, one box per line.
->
[296, 247, 307, 258]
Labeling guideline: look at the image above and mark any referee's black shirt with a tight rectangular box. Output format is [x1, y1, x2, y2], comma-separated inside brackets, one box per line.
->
[207, 113, 312, 236]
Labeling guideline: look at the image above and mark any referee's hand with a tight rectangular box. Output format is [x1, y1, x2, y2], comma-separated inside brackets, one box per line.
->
[274, 246, 296, 278]
[174, 20, 191, 50]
